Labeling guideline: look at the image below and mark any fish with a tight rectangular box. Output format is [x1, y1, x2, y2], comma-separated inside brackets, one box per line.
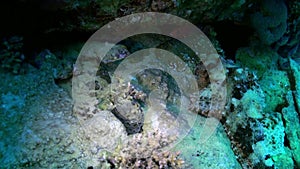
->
[102, 44, 130, 64]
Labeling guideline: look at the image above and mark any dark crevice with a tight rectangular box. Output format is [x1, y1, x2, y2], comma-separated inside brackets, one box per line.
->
[292, 91, 300, 116]
[0, 1, 92, 61]
[213, 21, 254, 59]
[275, 102, 289, 113]
[287, 69, 296, 92]
[253, 161, 273, 169]
[287, 68, 300, 117]
[292, 157, 299, 169]
[283, 131, 291, 149]
[233, 124, 254, 157]
[23, 31, 90, 58]
[280, 99, 291, 149]
[111, 107, 144, 135]
[54, 77, 72, 86]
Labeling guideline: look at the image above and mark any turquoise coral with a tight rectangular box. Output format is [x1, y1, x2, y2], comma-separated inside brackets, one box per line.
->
[290, 58, 300, 113]
[260, 70, 290, 112]
[250, 112, 293, 168]
[282, 92, 300, 168]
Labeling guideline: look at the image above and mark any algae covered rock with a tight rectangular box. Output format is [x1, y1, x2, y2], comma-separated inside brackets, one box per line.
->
[260, 70, 290, 112]
[173, 116, 242, 169]
[240, 89, 265, 119]
[80, 111, 128, 152]
[226, 87, 265, 132]
[280, 58, 300, 168]
[250, 112, 293, 168]
[282, 92, 300, 168]
[235, 47, 279, 78]
[225, 53, 298, 168]
[290, 58, 300, 113]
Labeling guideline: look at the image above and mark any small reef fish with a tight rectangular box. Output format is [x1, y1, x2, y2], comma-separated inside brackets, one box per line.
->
[102, 44, 130, 64]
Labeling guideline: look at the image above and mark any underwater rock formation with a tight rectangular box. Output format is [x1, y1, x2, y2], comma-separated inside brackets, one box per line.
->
[290, 58, 300, 115]
[282, 91, 300, 168]
[1, 0, 300, 168]
[224, 44, 300, 168]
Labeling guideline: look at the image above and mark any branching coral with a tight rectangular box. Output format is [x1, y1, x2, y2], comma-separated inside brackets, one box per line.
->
[98, 130, 185, 169]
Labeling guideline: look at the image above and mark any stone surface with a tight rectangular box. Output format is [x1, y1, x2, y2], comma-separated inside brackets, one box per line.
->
[173, 116, 242, 169]
[290, 58, 300, 115]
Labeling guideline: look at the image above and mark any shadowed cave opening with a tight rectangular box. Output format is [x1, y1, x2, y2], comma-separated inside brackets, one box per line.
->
[213, 21, 254, 60]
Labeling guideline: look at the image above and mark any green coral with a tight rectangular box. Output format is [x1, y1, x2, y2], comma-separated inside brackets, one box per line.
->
[283, 59, 300, 168]
[272, 151, 294, 169]
[235, 47, 279, 79]
[260, 70, 290, 112]
[250, 0, 288, 45]
[174, 116, 242, 169]
[282, 91, 300, 168]
[241, 89, 265, 119]
[250, 112, 293, 168]
[290, 58, 300, 112]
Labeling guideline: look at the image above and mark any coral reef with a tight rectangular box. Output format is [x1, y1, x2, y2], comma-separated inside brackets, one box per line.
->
[286, 58, 300, 167]
[281, 91, 300, 168]
[250, 112, 292, 168]
[224, 44, 300, 168]
[2, 1, 300, 168]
